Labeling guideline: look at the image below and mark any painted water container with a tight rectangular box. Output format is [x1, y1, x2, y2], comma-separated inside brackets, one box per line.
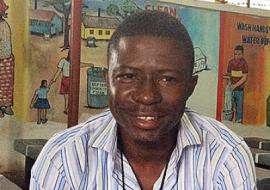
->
[87, 67, 108, 108]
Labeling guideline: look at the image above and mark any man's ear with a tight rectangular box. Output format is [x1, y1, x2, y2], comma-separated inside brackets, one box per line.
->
[104, 68, 109, 85]
[185, 75, 198, 99]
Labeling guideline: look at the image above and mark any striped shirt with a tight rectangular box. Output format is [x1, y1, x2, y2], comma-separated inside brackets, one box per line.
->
[30, 109, 256, 190]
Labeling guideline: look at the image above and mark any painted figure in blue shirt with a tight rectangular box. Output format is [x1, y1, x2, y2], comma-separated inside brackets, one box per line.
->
[30, 80, 51, 124]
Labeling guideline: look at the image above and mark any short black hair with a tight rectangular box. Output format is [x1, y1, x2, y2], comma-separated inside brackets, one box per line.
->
[107, 10, 194, 75]
[40, 80, 47, 88]
[234, 45, 244, 53]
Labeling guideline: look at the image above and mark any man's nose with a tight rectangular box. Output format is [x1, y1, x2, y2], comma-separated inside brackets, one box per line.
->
[132, 79, 162, 105]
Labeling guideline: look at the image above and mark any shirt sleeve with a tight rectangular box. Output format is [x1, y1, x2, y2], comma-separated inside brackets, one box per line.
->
[57, 58, 65, 69]
[29, 142, 72, 190]
[215, 141, 257, 190]
[30, 160, 72, 190]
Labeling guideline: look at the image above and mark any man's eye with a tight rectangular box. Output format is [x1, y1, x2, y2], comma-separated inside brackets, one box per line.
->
[158, 76, 178, 86]
[161, 76, 175, 82]
[116, 73, 137, 82]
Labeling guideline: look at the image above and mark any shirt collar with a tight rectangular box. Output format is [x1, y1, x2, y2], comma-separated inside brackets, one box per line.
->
[177, 112, 202, 150]
[89, 110, 202, 159]
[89, 114, 118, 158]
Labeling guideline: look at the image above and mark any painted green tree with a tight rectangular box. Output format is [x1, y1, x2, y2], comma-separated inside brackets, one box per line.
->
[44, 0, 71, 49]
[107, 0, 141, 19]
[106, 4, 121, 18]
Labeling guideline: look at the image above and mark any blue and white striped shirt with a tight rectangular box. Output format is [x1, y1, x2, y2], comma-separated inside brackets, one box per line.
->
[30, 109, 256, 190]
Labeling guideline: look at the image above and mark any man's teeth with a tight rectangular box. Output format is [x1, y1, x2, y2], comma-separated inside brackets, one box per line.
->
[137, 116, 156, 121]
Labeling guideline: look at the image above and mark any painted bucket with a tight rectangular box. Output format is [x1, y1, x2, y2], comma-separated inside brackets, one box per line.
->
[87, 67, 108, 108]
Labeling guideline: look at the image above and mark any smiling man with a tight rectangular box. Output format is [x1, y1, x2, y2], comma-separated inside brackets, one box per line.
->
[30, 10, 256, 190]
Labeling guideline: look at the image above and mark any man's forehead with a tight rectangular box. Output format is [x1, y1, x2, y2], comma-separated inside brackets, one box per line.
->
[115, 35, 185, 53]
[109, 38, 192, 74]
[118, 38, 128, 51]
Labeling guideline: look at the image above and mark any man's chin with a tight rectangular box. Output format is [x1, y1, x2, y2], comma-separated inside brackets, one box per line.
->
[130, 130, 168, 146]
[133, 136, 160, 147]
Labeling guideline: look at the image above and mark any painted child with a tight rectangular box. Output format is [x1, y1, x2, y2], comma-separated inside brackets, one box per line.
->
[30, 80, 51, 124]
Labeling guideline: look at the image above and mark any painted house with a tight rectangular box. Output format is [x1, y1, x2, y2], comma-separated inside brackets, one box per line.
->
[81, 14, 120, 40]
[29, 9, 63, 37]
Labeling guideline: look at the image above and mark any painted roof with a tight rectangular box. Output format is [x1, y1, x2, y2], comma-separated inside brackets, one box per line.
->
[29, 9, 62, 22]
[82, 15, 120, 29]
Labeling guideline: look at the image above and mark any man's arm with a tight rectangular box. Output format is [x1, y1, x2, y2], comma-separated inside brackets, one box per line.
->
[30, 160, 71, 190]
[214, 141, 257, 190]
[30, 91, 38, 109]
[29, 139, 72, 190]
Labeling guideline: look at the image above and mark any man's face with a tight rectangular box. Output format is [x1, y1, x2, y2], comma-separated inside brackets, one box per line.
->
[108, 35, 197, 143]
[234, 50, 243, 60]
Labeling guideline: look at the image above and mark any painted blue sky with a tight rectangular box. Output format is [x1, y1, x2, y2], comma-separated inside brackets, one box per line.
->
[31, 0, 145, 12]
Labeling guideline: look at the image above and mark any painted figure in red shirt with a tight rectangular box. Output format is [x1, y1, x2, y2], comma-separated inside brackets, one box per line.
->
[227, 45, 248, 123]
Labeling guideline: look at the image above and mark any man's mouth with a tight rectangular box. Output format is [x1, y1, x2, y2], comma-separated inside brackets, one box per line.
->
[137, 116, 157, 121]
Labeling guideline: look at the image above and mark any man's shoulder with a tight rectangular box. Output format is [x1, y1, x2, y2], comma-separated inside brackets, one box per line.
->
[41, 110, 113, 158]
[185, 109, 244, 148]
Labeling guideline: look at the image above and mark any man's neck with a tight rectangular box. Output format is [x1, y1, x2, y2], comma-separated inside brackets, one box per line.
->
[117, 127, 178, 190]
[118, 127, 178, 166]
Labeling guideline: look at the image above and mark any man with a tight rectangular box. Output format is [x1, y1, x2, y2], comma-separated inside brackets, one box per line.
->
[30, 11, 256, 190]
[0, 0, 15, 117]
[226, 45, 248, 123]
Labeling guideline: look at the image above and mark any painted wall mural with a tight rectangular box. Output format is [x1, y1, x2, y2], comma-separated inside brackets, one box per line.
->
[218, 12, 270, 125]
[0, 0, 14, 118]
[24, 0, 270, 127]
[177, 6, 220, 117]
[28, 0, 216, 124]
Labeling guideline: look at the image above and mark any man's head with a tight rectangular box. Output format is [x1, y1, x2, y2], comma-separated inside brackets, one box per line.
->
[234, 45, 244, 60]
[107, 10, 197, 143]
[108, 10, 194, 75]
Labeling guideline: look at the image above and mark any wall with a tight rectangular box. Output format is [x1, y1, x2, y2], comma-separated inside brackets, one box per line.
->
[218, 12, 270, 125]
[0, 0, 30, 172]
[6, 0, 30, 121]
